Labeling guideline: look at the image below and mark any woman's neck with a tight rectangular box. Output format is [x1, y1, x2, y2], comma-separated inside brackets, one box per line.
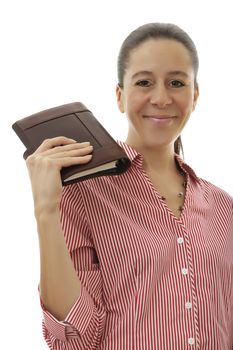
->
[126, 140, 179, 175]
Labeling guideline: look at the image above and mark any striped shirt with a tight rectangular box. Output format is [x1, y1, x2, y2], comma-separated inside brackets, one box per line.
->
[41, 141, 233, 349]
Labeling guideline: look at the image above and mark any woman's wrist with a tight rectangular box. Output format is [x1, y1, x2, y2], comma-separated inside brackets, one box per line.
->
[35, 202, 60, 223]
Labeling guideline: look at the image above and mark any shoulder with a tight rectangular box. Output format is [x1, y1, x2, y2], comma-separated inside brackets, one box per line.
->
[198, 177, 233, 208]
[177, 154, 232, 211]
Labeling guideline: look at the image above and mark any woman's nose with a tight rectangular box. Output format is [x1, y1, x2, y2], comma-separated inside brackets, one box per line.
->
[150, 84, 172, 108]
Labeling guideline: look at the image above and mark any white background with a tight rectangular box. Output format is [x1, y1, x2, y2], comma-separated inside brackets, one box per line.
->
[1, 0, 232, 349]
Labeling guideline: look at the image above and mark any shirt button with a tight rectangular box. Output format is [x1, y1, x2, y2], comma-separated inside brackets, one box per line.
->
[185, 302, 192, 309]
[182, 268, 188, 275]
[177, 237, 184, 244]
[188, 337, 195, 345]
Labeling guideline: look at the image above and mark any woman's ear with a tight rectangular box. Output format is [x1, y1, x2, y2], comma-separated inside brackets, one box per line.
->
[116, 84, 125, 113]
[192, 86, 199, 111]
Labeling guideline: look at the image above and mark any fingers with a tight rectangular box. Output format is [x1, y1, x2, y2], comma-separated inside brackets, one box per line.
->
[38, 141, 92, 158]
[26, 137, 94, 170]
[46, 145, 93, 160]
[33, 137, 92, 155]
[34, 136, 81, 154]
[59, 154, 93, 168]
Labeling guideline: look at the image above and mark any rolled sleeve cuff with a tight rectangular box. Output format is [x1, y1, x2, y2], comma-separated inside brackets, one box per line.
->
[41, 284, 95, 341]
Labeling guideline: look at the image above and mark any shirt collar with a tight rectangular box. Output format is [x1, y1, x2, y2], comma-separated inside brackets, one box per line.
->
[117, 140, 200, 184]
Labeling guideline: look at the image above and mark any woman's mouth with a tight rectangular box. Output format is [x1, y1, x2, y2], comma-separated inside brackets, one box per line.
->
[144, 115, 175, 124]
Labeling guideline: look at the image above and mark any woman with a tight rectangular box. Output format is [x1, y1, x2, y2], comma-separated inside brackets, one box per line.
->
[26, 23, 233, 349]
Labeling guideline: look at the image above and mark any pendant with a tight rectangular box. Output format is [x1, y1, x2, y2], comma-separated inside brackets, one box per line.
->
[182, 181, 187, 188]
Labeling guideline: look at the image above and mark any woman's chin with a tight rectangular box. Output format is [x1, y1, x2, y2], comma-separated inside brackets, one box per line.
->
[142, 139, 175, 151]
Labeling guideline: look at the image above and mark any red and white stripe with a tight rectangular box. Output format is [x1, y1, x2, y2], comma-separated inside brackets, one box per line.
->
[41, 141, 233, 349]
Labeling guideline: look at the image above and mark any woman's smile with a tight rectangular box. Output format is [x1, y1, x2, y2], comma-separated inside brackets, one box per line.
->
[143, 115, 176, 125]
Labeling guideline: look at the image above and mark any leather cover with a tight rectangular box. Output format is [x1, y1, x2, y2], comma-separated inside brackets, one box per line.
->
[12, 102, 131, 185]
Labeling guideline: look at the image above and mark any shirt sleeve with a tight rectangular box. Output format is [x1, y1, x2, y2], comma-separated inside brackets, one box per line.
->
[40, 184, 106, 349]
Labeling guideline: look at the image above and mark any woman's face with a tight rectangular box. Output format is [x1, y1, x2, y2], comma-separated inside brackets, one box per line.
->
[116, 38, 199, 151]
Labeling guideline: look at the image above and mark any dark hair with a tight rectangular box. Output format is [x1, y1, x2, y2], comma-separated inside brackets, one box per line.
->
[117, 23, 199, 157]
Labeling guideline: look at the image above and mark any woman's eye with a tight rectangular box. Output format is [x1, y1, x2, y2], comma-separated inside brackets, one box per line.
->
[170, 80, 185, 88]
[135, 80, 152, 87]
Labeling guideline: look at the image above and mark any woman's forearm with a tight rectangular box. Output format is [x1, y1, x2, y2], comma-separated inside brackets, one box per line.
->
[37, 208, 81, 321]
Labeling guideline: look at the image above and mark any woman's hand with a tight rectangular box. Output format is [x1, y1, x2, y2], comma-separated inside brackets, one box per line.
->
[26, 136, 93, 217]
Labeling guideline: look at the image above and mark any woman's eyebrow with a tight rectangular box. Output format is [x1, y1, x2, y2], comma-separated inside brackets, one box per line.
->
[131, 70, 189, 79]
[131, 71, 153, 79]
[168, 70, 189, 77]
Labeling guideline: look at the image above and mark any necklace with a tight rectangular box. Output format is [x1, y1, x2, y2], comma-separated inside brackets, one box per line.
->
[160, 170, 187, 212]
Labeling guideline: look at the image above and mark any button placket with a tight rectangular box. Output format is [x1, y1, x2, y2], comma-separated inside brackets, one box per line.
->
[177, 235, 195, 346]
